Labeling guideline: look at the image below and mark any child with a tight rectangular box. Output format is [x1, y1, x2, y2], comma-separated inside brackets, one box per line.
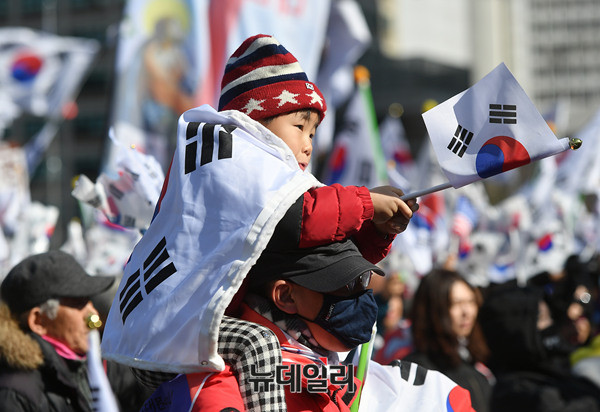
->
[218, 34, 418, 264]
[101, 34, 419, 399]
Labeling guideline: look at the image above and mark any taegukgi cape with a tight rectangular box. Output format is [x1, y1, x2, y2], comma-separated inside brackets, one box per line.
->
[101, 105, 321, 373]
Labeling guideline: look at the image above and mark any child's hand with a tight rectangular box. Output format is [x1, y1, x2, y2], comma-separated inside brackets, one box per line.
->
[369, 186, 419, 235]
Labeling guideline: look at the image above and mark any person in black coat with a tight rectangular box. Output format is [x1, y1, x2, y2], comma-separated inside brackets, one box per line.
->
[479, 282, 600, 412]
[0, 251, 115, 411]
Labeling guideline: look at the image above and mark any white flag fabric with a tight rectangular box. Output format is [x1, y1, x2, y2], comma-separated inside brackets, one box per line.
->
[324, 80, 386, 187]
[314, 0, 371, 156]
[358, 361, 475, 411]
[379, 114, 414, 191]
[87, 329, 119, 412]
[423, 63, 571, 189]
[556, 107, 600, 195]
[101, 105, 320, 373]
[72, 132, 165, 232]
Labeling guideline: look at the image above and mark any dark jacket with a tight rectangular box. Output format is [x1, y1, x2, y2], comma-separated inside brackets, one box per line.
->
[480, 284, 600, 412]
[403, 351, 491, 412]
[0, 327, 93, 412]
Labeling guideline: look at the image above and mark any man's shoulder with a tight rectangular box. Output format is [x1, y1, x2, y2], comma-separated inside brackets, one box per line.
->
[0, 367, 47, 410]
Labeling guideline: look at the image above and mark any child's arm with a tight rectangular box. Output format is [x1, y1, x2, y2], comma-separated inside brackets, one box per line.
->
[268, 184, 417, 263]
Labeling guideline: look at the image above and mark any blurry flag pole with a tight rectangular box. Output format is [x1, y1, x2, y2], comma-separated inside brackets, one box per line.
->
[401, 63, 581, 201]
[86, 315, 119, 412]
[324, 65, 387, 187]
[355, 65, 388, 185]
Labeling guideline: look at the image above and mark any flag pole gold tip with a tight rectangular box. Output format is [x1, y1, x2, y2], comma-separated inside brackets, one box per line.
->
[569, 137, 582, 150]
[86, 314, 103, 330]
[354, 65, 370, 83]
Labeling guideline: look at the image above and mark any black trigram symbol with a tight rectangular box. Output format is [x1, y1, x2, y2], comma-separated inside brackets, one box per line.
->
[91, 386, 100, 411]
[489, 104, 517, 124]
[391, 360, 428, 386]
[447, 125, 473, 158]
[119, 237, 177, 323]
[184, 123, 236, 174]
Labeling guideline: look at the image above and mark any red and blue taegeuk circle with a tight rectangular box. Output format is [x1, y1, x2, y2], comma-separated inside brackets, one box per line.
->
[11, 51, 43, 82]
[475, 135, 530, 179]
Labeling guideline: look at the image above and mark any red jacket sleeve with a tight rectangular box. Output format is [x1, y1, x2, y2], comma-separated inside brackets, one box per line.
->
[300, 184, 395, 264]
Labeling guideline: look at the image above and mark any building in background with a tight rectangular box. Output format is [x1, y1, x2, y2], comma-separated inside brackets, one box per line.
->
[371, 0, 600, 137]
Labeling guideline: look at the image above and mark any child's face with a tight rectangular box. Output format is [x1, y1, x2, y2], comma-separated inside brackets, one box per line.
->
[260, 111, 319, 171]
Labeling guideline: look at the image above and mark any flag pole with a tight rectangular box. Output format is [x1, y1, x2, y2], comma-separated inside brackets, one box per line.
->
[398, 137, 582, 201]
[400, 182, 453, 200]
[350, 323, 377, 412]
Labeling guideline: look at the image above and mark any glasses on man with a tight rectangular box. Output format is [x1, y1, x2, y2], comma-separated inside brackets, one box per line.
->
[59, 297, 91, 310]
[341, 271, 372, 295]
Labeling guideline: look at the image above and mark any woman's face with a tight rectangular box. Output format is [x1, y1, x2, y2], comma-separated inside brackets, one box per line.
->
[449, 280, 478, 338]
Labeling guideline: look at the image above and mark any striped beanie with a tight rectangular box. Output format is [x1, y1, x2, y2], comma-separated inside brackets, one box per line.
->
[218, 34, 326, 121]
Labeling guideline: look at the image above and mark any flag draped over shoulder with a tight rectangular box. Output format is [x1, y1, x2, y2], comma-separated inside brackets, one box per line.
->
[423, 63, 571, 189]
[101, 105, 320, 373]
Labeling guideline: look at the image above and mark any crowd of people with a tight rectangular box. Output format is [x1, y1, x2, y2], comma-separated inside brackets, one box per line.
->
[0, 33, 599, 412]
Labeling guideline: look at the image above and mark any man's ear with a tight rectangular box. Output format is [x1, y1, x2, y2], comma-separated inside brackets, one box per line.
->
[26, 308, 49, 336]
[270, 280, 298, 314]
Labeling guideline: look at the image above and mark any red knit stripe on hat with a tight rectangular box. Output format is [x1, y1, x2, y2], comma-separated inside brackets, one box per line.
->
[221, 53, 301, 91]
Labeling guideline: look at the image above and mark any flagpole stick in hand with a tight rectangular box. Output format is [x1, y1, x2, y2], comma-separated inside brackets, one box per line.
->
[400, 182, 453, 201]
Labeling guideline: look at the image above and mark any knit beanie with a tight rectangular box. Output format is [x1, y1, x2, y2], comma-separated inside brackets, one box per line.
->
[218, 34, 326, 122]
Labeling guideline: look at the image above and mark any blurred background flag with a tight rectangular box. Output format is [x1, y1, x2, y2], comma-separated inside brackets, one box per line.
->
[422, 63, 574, 190]
[324, 65, 387, 187]
[379, 104, 414, 191]
[314, 0, 372, 158]
[0, 27, 99, 120]
[0, 27, 100, 175]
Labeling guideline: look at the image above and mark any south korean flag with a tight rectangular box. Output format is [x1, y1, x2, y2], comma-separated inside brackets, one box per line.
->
[101, 105, 321, 374]
[423, 63, 572, 189]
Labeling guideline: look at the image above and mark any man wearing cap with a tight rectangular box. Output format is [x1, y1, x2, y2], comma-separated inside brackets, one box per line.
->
[0, 250, 115, 412]
[142, 236, 477, 411]
[141, 238, 379, 411]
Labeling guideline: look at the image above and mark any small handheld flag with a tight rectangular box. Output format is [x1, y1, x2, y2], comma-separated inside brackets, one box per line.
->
[402, 63, 580, 200]
[86, 315, 119, 412]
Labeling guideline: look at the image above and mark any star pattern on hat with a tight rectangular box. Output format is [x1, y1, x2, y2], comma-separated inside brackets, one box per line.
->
[307, 91, 324, 108]
[242, 98, 266, 116]
[275, 90, 299, 108]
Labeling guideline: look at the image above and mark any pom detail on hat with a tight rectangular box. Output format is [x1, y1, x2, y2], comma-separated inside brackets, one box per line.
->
[218, 34, 326, 121]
